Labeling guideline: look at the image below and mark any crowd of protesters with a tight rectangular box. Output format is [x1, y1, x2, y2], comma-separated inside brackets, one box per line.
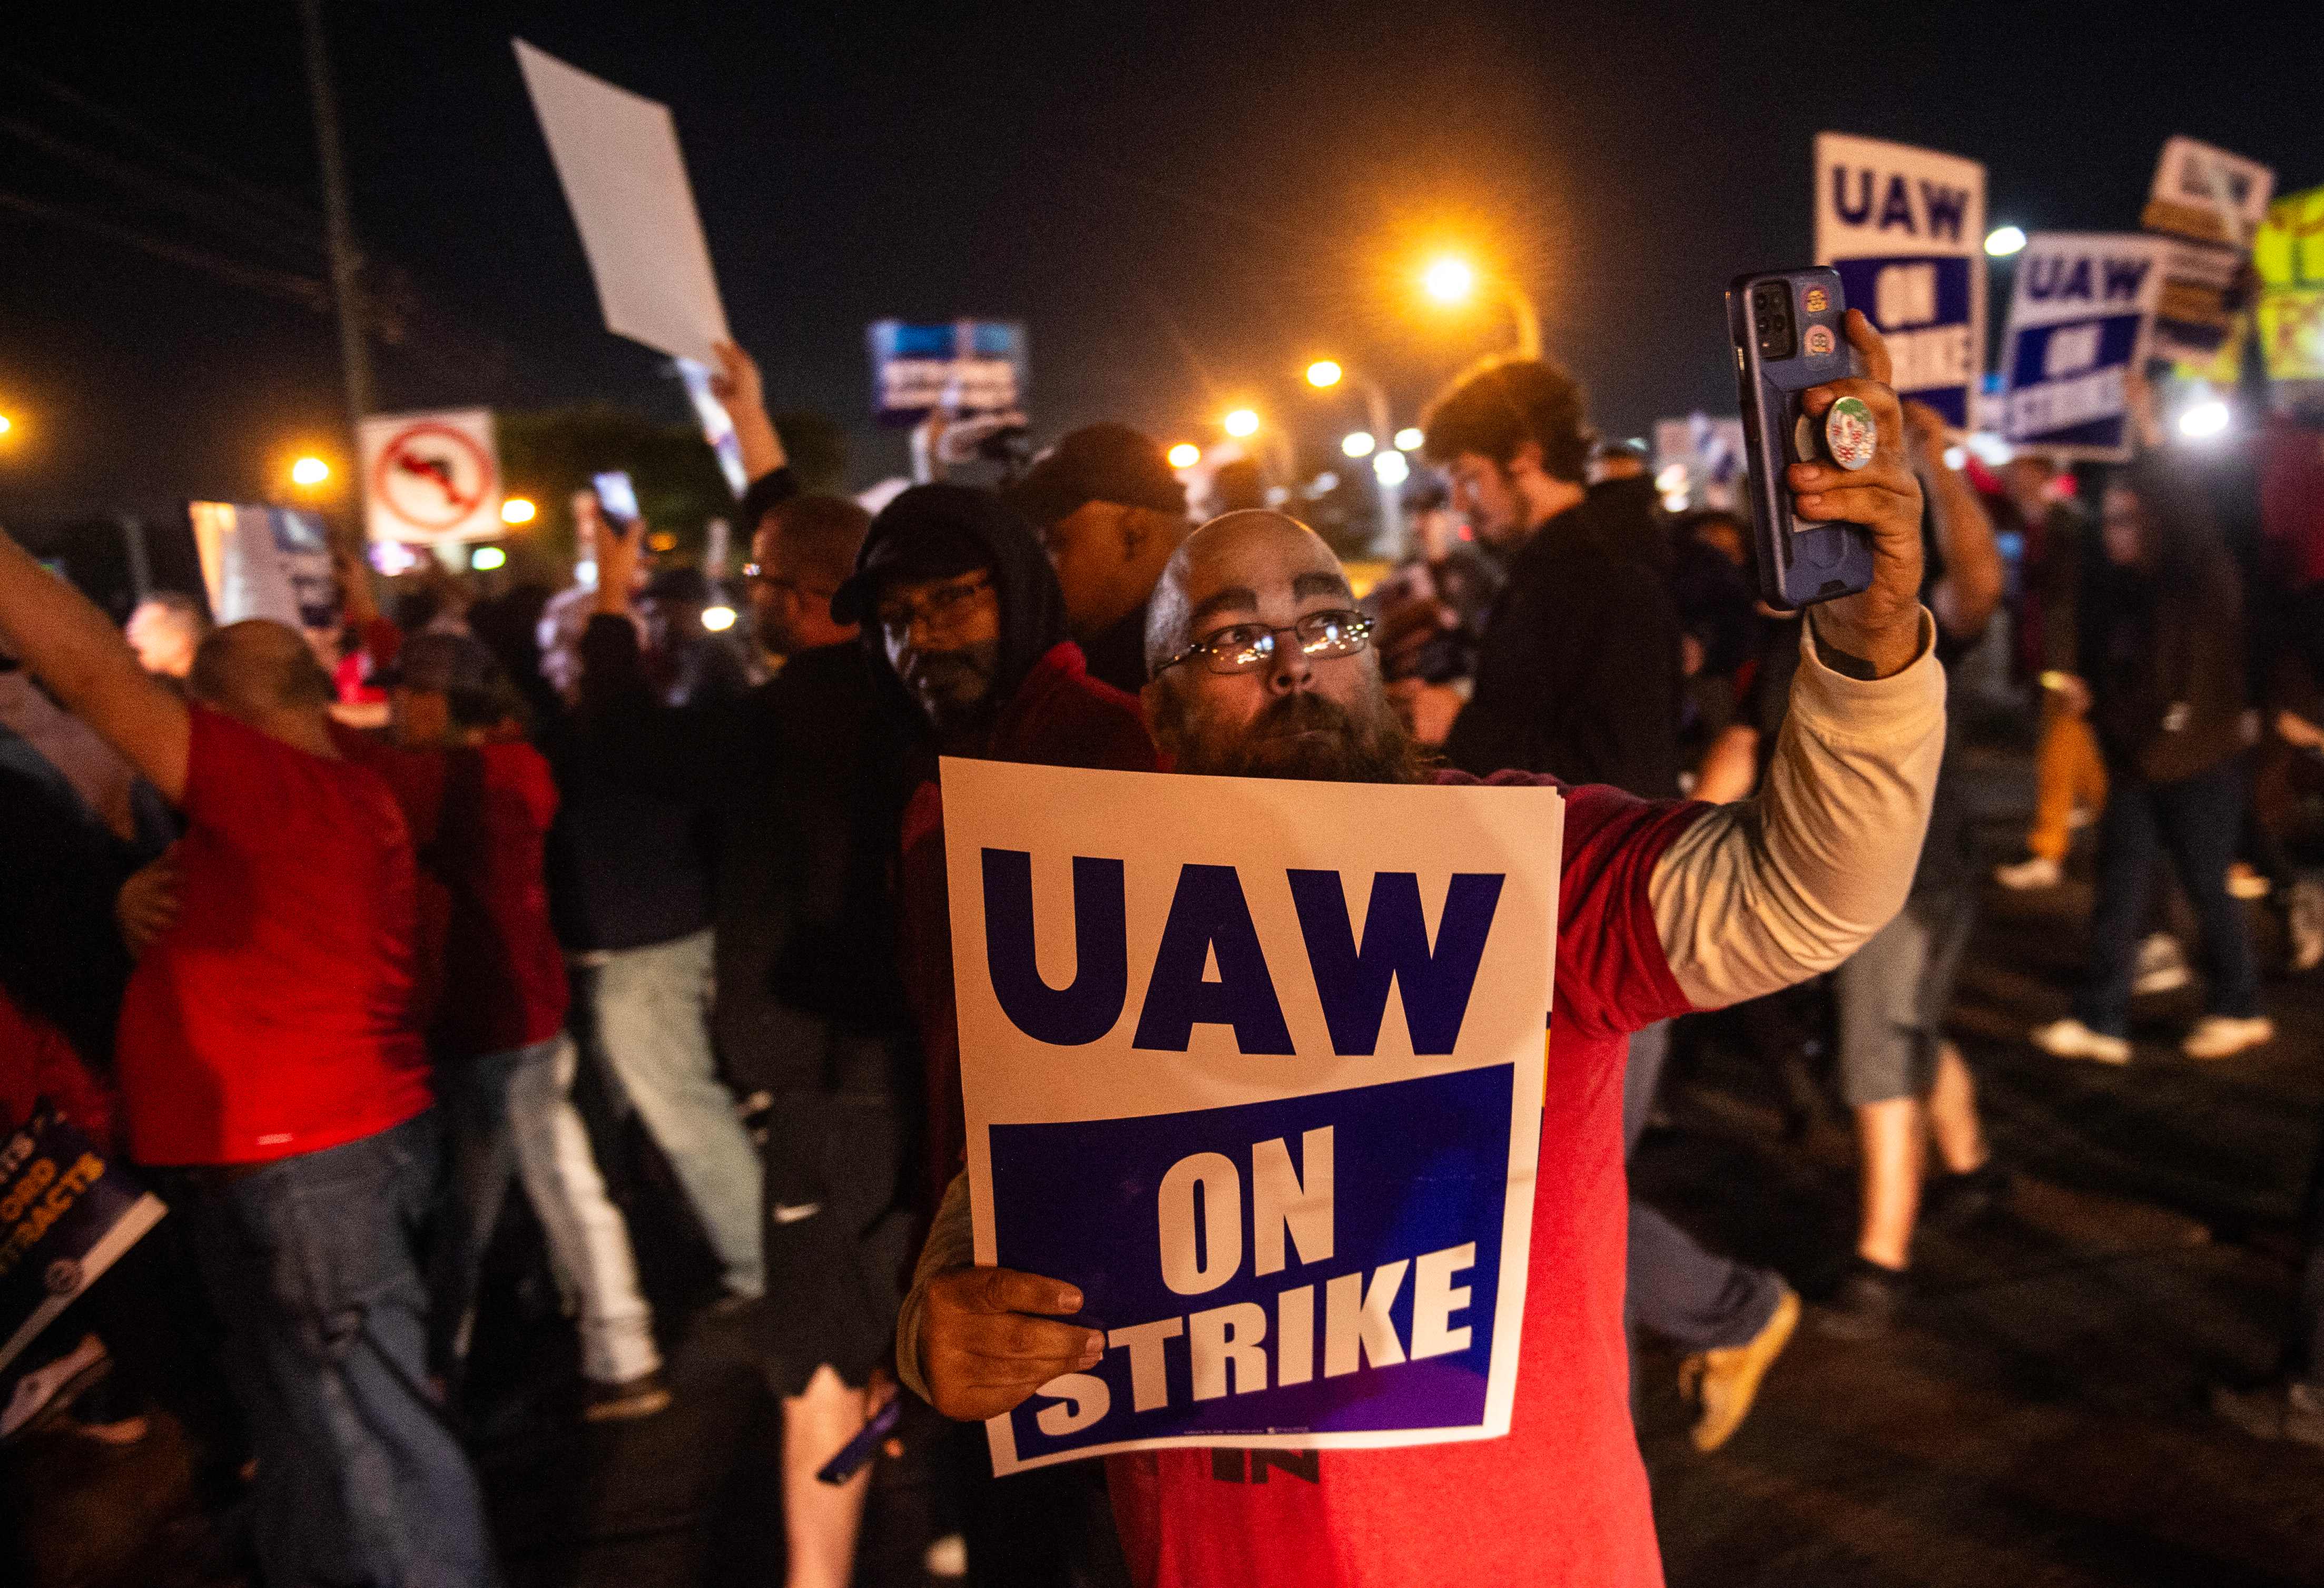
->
[2, 306, 2320, 1588]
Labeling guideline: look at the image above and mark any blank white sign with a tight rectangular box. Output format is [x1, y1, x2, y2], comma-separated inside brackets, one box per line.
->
[515, 38, 730, 365]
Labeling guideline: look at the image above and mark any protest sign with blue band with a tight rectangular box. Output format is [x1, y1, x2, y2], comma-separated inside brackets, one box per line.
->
[943, 759, 1561, 1474]
[868, 319, 1027, 426]
[2000, 234, 2169, 463]
[1, 1105, 167, 1371]
[1815, 134, 1985, 431]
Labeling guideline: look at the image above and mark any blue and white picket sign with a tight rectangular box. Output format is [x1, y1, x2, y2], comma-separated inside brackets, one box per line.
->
[0, 1106, 167, 1371]
[1815, 133, 1986, 430]
[867, 320, 1028, 427]
[943, 758, 1561, 1474]
[2001, 233, 2170, 463]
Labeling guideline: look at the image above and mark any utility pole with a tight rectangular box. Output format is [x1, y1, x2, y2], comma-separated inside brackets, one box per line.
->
[298, 0, 372, 476]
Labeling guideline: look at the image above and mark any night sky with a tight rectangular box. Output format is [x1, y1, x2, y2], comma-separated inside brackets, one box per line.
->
[3, 2, 2318, 523]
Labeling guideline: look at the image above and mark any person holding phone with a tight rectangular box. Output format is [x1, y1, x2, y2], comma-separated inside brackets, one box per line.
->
[899, 315, 1943, 1587]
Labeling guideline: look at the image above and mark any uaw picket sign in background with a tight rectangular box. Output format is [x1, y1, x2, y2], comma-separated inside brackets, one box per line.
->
[1815, 133, 1985, 429]
[2002, 233, 2168, 462]
[943, 759, 1561, 1474]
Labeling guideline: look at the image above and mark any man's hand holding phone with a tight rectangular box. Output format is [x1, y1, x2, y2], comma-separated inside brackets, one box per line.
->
[1787, 310, 1926, 679]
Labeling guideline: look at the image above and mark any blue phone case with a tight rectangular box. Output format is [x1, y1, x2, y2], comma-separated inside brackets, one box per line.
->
[1726, 267, 1875, 609]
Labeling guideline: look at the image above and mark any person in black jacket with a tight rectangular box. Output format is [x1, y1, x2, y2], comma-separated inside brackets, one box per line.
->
[1412, 355, 1797, 1452]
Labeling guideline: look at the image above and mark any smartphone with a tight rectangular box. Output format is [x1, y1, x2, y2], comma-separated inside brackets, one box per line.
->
[591, 469, 641, 526]
[1726, 267, 1874, 609]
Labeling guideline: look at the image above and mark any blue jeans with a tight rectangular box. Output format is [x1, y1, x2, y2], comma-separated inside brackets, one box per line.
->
[570, 930, 764, 1298]
[2073, 759, 2261, 1036]
[430, 1035, 659, 1386]
[1623, 1021, 1784, 1352]
[179, 1110, 499, 1588]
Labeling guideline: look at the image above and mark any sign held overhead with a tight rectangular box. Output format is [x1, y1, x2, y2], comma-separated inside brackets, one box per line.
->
[515, 39, 731, 366]
[1815, 133, 1985, 430]
[2000, 233, 2168, 462]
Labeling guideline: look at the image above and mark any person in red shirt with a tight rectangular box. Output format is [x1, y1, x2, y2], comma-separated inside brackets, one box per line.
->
[375, 632, 667, 1420]
[896, 317, 1946, 1586]
[0, 523, 499, 1588]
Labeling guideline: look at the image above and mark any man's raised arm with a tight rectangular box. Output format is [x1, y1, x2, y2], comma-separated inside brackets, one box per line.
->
[0, 525, 189, 803]
[1649, 311, 1946, 1007]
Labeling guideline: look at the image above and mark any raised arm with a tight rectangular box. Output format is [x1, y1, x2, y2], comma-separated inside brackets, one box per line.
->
[1648, 312, 1946, 1006]
[0, 525, 190, 802]
[1903, 400, 2005, 642]
[710, 340, 788, 486]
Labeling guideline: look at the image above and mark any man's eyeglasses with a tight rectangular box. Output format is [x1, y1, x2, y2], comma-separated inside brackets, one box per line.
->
[1158, 609, 1375, 675]
[739, 564, 839, 603]
[875, 572, 995, 640]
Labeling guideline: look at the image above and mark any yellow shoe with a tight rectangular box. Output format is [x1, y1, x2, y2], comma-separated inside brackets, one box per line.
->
[1681, 1286, 1800, 1452]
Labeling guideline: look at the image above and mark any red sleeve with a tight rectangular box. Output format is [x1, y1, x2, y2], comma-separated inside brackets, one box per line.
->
[0, 990, 117, 1151]
[1545, 782, 1710, 1043]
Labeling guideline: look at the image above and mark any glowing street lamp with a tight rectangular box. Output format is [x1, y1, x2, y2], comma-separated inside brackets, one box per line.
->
[1984, 225, 2027, 258]
[469, 545, 508, 571]
[500, 496, 538, 525]
[1422, 256, 1476, 305]
[1342, 431, 1376, 458]
[1166, 442, 1201, 469]
[1305, 360, 1344, 389]
[0, 414, 14, 437]
[701, 604, 738, 632]
[1417, 253, 1540, 359]
[290, 455, 331, 488]
[1372, 450, 1411, 487]
[1394, 426, 1424, 452]
[2179, 397, 2231, 439]
[1223, 408, 1261, 438]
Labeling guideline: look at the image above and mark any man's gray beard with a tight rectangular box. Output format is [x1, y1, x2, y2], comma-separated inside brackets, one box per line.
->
[1161, 686, 1433, 785]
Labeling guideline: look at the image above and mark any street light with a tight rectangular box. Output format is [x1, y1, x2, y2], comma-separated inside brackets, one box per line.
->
[470, 545, 508, 571]
[1223, 408, 1261, 438]
[1985, 225, 2027, 258]
[1166, 442, 1201, 469]
[0, 414, 13, 437]
[1373, 450, 1411, 487]
[1394, 426, 1424, 452]
[500, 496, 538, 526]
[1417, 253, 1541, 359]
[1306, 360, 1344, 389]
[1342, 431, 1376, 458]
[290, 455, 331, 487]
[1422, 256, 1476, 305]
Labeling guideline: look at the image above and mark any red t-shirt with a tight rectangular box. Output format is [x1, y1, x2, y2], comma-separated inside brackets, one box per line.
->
[429, 742, 570, 1059]
[1105, 776, 1708, 1588]
[333, 732, 569, 1060]
[114, 707, 432, 1165]
[1, 986, 118, 1151]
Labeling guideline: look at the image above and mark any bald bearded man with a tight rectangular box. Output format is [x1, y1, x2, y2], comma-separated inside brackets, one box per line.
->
[898, 319, 1945, 1586]
[0, 526, 498, 1588]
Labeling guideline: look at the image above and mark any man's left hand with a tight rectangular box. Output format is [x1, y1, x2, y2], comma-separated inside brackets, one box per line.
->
[1787, 309, 1926, 678]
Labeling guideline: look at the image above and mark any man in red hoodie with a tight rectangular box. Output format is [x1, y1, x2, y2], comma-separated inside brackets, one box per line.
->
[898, 317, 1946, 1587]
[829, 482, 1156, 1583]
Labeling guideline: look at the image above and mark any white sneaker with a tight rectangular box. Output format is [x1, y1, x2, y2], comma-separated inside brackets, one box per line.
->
[2134, 933, 2191, 996]
[2289, 879, 2323, 974]
[2181, 1015, 2276, 1060]
[2031, 1018, 2131, 1065]
[1995, 856, 2062, 890]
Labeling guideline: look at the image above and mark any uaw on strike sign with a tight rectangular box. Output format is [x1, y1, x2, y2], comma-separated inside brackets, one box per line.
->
[945, 759, 1560, 1474]
[358, 408, 505, 545]
[1815, 134, 1985, 430]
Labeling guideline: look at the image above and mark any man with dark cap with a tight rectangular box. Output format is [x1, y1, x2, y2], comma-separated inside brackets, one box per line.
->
[833, 482, 1156, 1586]
[1002, 423, 1193, 696]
